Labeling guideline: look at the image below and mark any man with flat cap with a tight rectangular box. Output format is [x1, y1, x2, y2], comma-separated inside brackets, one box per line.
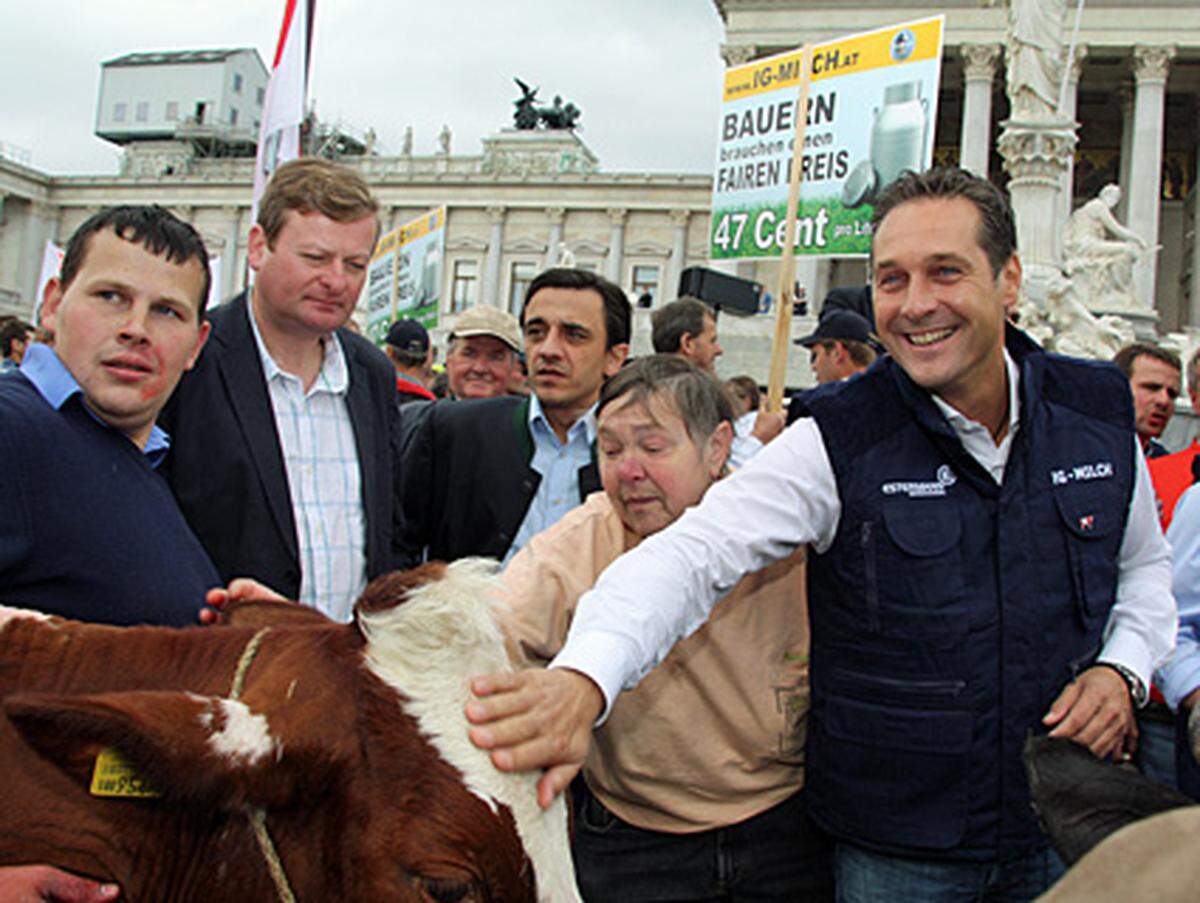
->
[445, 305, 523, 400]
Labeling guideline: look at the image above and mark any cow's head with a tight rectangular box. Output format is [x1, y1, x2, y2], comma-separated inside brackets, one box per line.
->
[4, 560, 578, 901]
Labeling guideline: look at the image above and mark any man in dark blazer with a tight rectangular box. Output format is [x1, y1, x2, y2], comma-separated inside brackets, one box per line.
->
[160, 159, 400, 620]
[400, 268, 630, 565]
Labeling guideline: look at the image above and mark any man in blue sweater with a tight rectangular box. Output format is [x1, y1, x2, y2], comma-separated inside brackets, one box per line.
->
[0, 204, 219, 623]
[0, 206, 221, 899]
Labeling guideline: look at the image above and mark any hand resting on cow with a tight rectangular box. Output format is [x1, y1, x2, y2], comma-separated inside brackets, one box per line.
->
[0, 864, 119, 903]
[0, 563, 582, 902]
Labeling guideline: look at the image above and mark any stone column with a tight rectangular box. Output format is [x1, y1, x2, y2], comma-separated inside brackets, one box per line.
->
[545, 206, 565, 269]
[223, 206, 243, 301]
[18, 201, 58, 304]
[606, 208, 627, 285]
[999, 120, 1077, 304]
[1127, 44, 1176, 307]
[668, 209, 691, 302]
[720, 44, 758, 67]
[390, 206, 406, 232]
[1057, 44, 1089, 236]
[1190, 97, 1200, 329]
[958, 44, 1001, 177]
[483, 206, 506, 306]
[1117, 85, 1135, 221]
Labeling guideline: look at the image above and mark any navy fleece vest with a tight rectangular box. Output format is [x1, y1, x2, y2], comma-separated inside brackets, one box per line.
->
[796, 329, 1135, 859]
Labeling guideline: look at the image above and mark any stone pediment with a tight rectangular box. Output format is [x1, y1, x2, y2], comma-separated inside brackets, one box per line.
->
[446, 236, 488, 252]
[625, 240, 671, 258]
[503, 236, 548, 254]
[568, 238, 608, 256]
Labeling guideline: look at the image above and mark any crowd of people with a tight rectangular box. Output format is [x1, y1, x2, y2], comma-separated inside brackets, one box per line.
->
[1, 160, 1198, 902]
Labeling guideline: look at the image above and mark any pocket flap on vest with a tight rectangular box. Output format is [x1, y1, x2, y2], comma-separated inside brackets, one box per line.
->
[825, 695, 972, 754]
[882, 500, 962, 557]
[1053, 482, 1121, 539]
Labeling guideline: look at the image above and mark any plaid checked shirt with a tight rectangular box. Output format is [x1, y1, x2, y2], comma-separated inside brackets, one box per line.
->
[249, 306, 366, 622]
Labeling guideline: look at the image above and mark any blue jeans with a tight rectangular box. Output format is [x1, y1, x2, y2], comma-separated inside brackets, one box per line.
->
[571, 782, 834, 902]
[1134, 708, 1179, 788]
[835, 843, 1065, 903]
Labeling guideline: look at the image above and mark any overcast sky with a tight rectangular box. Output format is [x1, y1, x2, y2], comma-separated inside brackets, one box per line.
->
[0, 0, 727, 176]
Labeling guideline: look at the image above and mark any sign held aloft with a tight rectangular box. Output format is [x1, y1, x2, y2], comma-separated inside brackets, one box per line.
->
[710, 16, 944, 261]
[363, 206, 446, 346]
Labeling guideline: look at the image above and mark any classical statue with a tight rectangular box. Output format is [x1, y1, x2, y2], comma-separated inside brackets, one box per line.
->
[512, 78, 583, 131]
[1003, 0, 1067, 119]
[401, 126, 413, 156]
[437, 124, 452, 155]
[1063, 184, 1150, 305]
[514, 78, 540, 129]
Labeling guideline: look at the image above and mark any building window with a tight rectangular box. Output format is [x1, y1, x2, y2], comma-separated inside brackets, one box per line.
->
[256, 87, 265, 106]
[135, 102, 149, 123]
[165, 101, 179, 121]
[631, 264, 660, 304]
[450, 260, 479, 313]
[230, 108, 239, 126]
[113, 102, 127, 123]
[233, 73, 243, 93]
[508, 261, 538, 315]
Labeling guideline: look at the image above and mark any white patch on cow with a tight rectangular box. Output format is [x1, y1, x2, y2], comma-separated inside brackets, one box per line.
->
[0, 606, 53, 630]
[358, 558, 582, 903]
[198, 698, 280, 766]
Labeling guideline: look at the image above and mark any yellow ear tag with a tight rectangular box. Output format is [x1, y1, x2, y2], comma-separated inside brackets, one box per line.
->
[90, 747, 163, 799]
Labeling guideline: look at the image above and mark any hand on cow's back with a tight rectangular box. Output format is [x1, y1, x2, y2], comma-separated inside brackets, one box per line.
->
[199, 578, 293, 625]
[465, 667, 603, 809]
[0, 865, 119, 903]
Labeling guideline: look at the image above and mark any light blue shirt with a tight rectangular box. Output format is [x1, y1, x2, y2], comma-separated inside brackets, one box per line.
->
[504, 393, 597, 565]
[19, 342, 170, 466]
[1157, 483, 1200, 709]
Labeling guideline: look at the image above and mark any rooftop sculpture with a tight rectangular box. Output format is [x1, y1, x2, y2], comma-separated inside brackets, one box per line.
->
[513, 78, 582, 131]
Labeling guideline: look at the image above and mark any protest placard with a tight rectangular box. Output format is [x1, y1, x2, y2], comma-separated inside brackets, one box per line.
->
[710, 16, 944, 261]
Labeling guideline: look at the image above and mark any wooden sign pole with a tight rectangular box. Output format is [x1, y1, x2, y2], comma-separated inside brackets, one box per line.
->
[765, 44, 813, 414]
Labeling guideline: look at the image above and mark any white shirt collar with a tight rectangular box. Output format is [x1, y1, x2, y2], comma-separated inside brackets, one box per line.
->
[247, 295, 349, 394]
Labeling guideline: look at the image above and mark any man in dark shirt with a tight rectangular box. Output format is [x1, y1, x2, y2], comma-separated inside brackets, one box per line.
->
[0, 206, 219, 899]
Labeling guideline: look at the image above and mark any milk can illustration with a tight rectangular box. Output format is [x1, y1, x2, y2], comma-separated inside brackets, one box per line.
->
[869, 81, 928, 188]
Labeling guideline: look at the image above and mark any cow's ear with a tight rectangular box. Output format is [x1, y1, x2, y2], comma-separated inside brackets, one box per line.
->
[5, 690, 344, 810]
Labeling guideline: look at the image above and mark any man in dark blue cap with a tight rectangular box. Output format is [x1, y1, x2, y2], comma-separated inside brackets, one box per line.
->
[796, 307, 878, 384]
[385, 317, 435, 404]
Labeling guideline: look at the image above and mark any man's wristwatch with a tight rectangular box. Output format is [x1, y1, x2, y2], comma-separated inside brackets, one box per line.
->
[1100, 662, 1148, 708]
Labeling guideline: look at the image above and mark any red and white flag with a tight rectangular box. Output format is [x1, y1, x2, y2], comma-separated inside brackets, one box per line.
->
[251, 0, 315, 222]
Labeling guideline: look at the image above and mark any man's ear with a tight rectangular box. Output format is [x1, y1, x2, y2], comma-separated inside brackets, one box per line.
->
[999, 254, 1023, 317]
[246, 224, 269, 273]
[603, 343, 629, 378]
[678, 331, 697, 359]
[184, 321, 211, 372]
[40, 278, 65, 331]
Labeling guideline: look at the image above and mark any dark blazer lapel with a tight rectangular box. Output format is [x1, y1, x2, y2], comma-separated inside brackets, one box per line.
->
[342, 337, 380, 557]
[215, 293, 299, 562]
[482, 397, 539, 541]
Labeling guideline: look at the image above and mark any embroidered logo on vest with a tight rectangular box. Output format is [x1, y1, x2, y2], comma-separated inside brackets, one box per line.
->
[881, 464, 957, 498]
[1050, 461, 1114, 486]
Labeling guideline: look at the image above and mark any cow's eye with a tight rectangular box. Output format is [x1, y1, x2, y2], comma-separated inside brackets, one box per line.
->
[422, 878, 472, 902]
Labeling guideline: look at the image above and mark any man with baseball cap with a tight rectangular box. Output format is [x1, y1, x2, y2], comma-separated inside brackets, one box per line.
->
[385, 318, 435, 404]
[445, 305, 522, 400]
[796, 307, 878, 385]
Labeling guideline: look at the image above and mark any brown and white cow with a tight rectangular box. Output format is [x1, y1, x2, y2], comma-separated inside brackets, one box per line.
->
[0, 559, 580, 902]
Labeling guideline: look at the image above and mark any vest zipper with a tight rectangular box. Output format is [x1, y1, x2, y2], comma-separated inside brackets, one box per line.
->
[835, 666, 967, 697]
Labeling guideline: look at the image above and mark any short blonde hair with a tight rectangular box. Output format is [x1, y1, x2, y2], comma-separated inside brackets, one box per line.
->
[257, 158, 379, 246]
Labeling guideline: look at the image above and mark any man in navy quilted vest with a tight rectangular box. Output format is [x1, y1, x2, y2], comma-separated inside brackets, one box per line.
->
[467, 166, 1177, 902]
